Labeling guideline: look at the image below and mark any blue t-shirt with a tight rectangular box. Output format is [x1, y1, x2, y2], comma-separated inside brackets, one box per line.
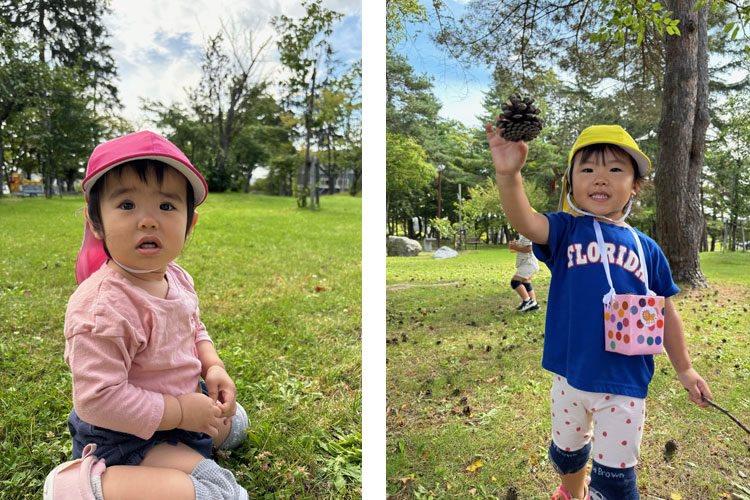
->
[533, 212, 680, 398]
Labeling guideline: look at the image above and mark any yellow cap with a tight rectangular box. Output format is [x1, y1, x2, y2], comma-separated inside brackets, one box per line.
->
[559, 125, 651, 213]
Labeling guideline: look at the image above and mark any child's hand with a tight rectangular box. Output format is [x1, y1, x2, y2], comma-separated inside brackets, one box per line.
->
[205, 365, 237, 423]
[176, 392, 223, 436]
[485, 122, 529, 177]
[677, 367, 712, 408]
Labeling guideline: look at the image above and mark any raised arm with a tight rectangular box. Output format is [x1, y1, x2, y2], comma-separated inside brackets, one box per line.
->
[485, 122, 549, 244]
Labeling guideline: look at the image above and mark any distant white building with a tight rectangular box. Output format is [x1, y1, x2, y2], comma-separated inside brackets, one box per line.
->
[318, 169, 355, 194]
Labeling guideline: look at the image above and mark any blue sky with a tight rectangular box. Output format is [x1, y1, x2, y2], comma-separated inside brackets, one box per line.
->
[103, 0, 362, 128]
[395, 0, 493, 128]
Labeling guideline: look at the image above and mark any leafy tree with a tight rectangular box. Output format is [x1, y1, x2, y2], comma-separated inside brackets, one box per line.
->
[0, 0, 119, 107]
[37, 66, 100, 196]
[231, 94, 288, 193]
[188, 28, 271, 192]
[460, 177, 506, 244]
[386, 0, 427, 49]
[704, 93, 750, 250]
[266, 140, 299, 196]
[0, 22, 45, 193]
[387, 131, 436, 234]
[272, 0, 343, 207]
[427, 0, 750, 286]
[313, 61, 362, 196]
[341, 61, 362, 196]
[142, 100, 214, 175]
[386, 53, 441, 142]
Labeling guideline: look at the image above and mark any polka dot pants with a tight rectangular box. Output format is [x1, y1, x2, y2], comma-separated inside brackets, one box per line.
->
[550, 375, 645, 469]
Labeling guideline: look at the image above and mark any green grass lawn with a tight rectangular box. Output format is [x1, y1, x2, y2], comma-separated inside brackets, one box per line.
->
[0, 193, 361, 498]
[386, 246, 750, 499]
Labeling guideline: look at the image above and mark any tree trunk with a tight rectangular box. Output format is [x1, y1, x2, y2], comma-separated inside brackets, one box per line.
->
[349, 167, 361, 196]
[654, 0, 708, 287]
[301, 64, 317, 208]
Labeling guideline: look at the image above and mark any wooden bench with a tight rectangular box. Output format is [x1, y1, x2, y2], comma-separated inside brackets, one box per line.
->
[467, 237, 481, 249]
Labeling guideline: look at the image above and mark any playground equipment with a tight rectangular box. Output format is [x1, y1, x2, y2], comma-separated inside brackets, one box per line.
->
[8, 172, 43, 196]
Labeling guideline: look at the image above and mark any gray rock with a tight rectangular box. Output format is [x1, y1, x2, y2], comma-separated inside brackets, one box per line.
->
[433, 246, 458, 259]
[387, 236, 422, 256]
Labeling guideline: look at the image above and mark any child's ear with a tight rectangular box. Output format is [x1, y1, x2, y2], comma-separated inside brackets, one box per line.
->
[187, 212, 199, 237]
[84, 208, 104, 240]
[632, 179, 642, 197]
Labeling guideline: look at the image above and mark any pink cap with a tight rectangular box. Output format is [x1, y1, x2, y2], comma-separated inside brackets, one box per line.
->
[75, 131, 207, 284]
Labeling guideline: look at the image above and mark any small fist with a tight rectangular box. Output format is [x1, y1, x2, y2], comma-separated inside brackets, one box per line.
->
[177, 392, 223, 436]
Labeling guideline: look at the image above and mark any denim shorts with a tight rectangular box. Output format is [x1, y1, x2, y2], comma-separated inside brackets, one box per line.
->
[68, 381, 213, 465]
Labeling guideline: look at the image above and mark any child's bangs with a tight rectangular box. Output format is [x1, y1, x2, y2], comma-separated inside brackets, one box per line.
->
[575, 144, 640, 181]
[101, 160, 167, 189]
[578, 144, 625, 165]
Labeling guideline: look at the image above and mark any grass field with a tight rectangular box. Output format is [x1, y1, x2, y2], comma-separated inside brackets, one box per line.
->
[0, 193, 362, 498]
[386, 246, 750, 499]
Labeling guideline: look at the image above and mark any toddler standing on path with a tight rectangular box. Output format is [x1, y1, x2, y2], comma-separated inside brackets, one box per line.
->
[486, 123, 711, 500]
[45, 131, 248, 500]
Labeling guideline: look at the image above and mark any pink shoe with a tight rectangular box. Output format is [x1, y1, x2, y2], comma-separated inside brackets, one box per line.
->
[43, 444, 106, 500]
[552, 484, 590, 500]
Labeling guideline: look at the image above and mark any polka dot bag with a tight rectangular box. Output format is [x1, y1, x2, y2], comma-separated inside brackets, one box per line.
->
[593, 219, 664, 355]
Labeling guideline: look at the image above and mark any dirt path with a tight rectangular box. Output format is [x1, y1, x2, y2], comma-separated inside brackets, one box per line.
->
[386, 281, 463, 291]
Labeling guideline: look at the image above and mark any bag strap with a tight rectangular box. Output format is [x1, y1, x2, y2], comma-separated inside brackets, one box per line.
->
[592, 219, 655, 306]
[625, 224, 654, 296]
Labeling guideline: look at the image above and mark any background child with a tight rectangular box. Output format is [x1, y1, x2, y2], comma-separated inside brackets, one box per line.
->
[509, 233, 540, 311]
[45, 131, 248, 500]
[485, 123, 711, 500]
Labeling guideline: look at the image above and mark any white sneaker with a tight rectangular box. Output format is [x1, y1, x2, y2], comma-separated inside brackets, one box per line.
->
[519, 299, 539, 312]
[516, 299, 532, 311]
[218, 402, 248, 450]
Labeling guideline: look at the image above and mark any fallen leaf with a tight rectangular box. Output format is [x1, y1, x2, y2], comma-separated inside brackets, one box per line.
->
[446, 483, 452, 490]
[465, 459, 483, 472]
[469, 488, 477, 496]
[313, 286, 326, 293]
[671, 494, 682, 500]
[398, 474, 415, 485]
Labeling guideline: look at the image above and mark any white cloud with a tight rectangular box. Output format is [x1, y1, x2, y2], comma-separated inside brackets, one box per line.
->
[419, 58, 492, 128]
[436, 83, 488, 128]
[104, 0, 361, 127]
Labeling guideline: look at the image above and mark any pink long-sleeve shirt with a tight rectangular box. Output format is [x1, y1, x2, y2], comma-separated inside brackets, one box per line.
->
[64, 262, 212, 440]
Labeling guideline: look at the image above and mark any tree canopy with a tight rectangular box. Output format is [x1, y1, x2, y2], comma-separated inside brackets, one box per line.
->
[386, 0, 750, 282]
[0, 3, 361, 201]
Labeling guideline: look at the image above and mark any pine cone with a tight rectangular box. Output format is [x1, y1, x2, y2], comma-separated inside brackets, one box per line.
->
[495, 95, 544, 142]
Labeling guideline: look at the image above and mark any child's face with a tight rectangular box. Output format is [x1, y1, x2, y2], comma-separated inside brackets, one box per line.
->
[89, 166, 192, 276]
[570, 146, 639, 221]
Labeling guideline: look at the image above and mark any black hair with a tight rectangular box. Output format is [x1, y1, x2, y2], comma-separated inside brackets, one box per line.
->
[569, 143, 642, 190]
[87, 159, 196, 259]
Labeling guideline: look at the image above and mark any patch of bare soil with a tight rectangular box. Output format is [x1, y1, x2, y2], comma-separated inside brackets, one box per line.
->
[387, 281, 463, 291]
